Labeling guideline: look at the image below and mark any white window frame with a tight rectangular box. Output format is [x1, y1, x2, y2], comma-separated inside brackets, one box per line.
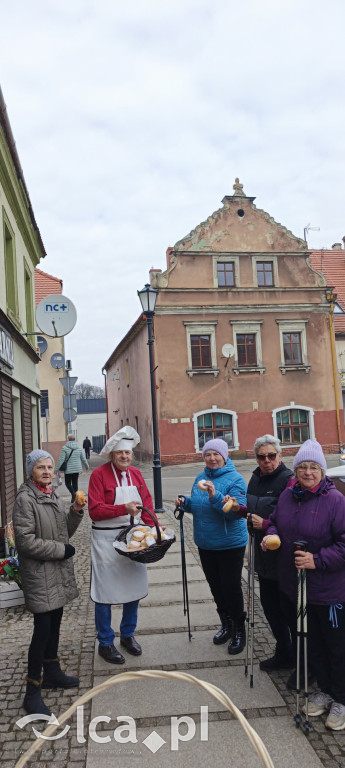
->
[272, 402, 315, 445]
[213, 255, 240, 288]
[230, 320, 265, 374]
[184, 321, 219, 377]
[276, 319, 310, 374]
[193, 405, 239, 453]
[252, 255, 279, 288]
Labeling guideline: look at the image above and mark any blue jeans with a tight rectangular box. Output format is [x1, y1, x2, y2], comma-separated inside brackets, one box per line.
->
[95, 601, 139, 646]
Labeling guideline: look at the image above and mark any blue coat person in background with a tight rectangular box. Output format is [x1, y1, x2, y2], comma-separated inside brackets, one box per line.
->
[176, 438, 247, 654]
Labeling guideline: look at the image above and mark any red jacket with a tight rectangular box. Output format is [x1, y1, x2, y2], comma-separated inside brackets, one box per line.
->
[88, 462, 154, 526]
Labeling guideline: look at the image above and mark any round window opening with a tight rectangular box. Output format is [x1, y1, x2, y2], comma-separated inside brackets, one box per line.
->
[237, 209, 245, 217]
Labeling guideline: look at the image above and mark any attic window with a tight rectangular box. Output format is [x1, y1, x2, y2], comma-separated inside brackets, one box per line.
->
[237, 209, 244, 217]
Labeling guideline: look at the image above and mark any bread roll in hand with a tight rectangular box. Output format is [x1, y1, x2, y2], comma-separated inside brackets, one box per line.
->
[266, 535, 281, 550]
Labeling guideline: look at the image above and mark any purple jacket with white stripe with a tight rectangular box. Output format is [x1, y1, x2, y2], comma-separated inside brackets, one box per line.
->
[267, 476, 345, 605]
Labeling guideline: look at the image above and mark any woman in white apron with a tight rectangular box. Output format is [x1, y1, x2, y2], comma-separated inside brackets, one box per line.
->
[88, 427, 155, 664]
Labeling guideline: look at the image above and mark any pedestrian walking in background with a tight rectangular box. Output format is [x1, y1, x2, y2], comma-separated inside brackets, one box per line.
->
[88, 426, 154, 664]
[56, 434, 89, 501]
[175, 438, 248, 654]
[262, 439, 345, 731]
[83, 436, 92, 460]
[246, 434, 294, 671]
[13, 449, 86, 716]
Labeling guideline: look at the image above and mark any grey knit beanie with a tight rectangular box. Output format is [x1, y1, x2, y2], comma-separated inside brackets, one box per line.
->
[202, 438, 229, 463]
[292, 439, 327, 473]
[26, 449, 55, 478]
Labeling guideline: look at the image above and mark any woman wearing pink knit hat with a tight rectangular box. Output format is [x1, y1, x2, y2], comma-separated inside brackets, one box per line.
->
[175, 438, 247, 654]
[262, 439, 345, 731]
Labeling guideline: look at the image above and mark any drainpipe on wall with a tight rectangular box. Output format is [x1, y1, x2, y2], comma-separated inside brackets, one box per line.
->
[102, 367, 109, 440]
[326, 290, 343, 450]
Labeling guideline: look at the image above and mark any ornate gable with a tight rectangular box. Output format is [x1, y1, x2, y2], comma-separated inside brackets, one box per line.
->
[174, 179, 306, 254]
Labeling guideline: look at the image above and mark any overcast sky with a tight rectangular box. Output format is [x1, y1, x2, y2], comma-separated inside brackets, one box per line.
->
[1, 0, 344, 387]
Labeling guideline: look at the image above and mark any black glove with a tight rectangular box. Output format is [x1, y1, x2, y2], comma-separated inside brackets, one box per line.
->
[64, 544, 75, 560]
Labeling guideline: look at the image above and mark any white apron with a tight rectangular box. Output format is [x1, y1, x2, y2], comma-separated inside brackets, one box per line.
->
[90, 466, 148, 604]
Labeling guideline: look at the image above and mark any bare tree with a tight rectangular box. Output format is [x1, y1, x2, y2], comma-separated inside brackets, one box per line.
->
[73, 382, 105, 399]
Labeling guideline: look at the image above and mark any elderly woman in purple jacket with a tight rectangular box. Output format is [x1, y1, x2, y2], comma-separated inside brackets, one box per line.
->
[262, 439, 345, 732]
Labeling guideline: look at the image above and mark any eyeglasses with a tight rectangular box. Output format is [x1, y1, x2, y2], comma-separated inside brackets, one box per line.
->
[257, 453, 277, 461]
[296, 463, 321, 473]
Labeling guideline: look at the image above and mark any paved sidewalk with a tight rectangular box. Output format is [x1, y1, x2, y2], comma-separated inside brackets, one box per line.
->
[1, 455, 345, 767]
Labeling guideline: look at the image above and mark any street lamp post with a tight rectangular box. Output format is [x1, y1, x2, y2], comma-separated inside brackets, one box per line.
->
[137, 283, 164, 514]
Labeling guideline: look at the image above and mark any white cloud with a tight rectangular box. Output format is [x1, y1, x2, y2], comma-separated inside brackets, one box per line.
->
[1, 0, 345, 385]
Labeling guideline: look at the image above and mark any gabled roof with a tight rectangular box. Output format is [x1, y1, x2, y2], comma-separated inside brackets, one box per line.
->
[174, 179, 307, 253]
[309, 249, 345, 333]
[34, 268, 63, 306]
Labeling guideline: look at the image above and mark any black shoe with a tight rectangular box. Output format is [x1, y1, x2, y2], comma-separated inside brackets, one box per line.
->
[286, 669, 315, 690]
[120, 636, 142, 656]
[260, 654, 294, 671]
[42, 659, 79, 689]
[98, 644, 125, 664]
[213, 625, 233, 645]
[23, 679, 51, 716]
[228, 622, 246, 655]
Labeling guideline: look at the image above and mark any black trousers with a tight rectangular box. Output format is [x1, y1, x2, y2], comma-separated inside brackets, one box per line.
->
[198, 546, 246, 623]
[64, 473, 79, 500]
[28, 607, 64, 681]
[307, 603, 345, 705]
[258, 575, 292, 658]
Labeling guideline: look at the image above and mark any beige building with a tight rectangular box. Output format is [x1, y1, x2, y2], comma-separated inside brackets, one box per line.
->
[34, 268, 67, 463]
[104, 180, 345, 464]
[0, 88, 46, 529]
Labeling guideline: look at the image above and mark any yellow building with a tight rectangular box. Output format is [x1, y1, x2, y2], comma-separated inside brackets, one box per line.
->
[0, 88, 46, 530]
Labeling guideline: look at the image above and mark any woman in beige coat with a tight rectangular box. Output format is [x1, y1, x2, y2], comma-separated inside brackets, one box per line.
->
[13, 449, 86, 716]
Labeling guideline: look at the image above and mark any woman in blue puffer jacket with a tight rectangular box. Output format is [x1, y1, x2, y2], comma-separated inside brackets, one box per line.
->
[176, 438, 247, 654]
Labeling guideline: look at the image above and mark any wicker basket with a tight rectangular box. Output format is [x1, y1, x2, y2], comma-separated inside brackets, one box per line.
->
[114, 506, 176, 563]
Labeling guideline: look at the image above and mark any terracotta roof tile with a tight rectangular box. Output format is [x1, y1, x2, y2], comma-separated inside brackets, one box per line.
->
[309, 250, 345, 334]
[34, 268, 63, 306]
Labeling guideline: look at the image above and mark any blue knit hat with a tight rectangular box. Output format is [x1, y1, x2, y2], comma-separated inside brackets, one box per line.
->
[202, 438, 229, 463]
[26, 450, 55, 478]
[292, 439, 327, 473]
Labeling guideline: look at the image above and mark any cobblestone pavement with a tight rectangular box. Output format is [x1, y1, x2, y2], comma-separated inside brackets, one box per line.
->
[1, 456, 345, 767]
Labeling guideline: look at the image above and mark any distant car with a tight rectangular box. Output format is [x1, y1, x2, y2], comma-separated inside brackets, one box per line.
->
[327, 455, 345, 495]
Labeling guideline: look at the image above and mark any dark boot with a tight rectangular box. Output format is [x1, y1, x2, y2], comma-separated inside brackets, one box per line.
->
[228, 621, 246, 655]
[42, 658, 79, 689]
[23, 678, 51, 716]
[213, 615, 232, 645]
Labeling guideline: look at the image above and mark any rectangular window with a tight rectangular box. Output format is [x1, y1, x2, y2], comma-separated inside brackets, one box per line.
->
[197, 412, 233, 450]
[4, 219, 18, 317]
[24, 263, 34, 342]
[40, 390, 49, 418]
[283, 332, 302, 365]
[191, 335, 211, 368]
[276, 408, 309, 444]
[217, 262, 235, 287]
[236, 334, 257, 366]
[257, 261, 273, 286]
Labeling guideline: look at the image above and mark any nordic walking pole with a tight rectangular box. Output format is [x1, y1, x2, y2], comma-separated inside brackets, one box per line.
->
[293, 540, 311, 732]
[174, 497, 193, 641]
[245, 514, 255, 686]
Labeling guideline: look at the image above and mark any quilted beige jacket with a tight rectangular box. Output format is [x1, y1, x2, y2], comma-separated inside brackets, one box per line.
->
[13, 480, 83, 614]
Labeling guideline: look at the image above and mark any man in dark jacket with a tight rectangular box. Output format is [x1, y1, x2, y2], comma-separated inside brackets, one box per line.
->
[83, 436, 92, 460]
[247, 434, 293, 670]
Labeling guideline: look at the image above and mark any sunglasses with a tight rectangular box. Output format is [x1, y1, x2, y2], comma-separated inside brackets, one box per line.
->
[257, 453, 277, 461]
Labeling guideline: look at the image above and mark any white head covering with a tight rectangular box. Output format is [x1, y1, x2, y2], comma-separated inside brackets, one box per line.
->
[100, 426, 140, 456]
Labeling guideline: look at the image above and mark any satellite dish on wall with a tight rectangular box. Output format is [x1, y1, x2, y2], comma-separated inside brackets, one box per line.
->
[36, 294, 77, 337]
[37, 336, 48, 355]
[50, 353, 65, 369]
[222, 344, 235, 358]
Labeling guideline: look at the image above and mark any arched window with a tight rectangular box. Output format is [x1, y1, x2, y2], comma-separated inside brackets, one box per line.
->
[272, 405, 314, 445]
[193, 408, 239, 452]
